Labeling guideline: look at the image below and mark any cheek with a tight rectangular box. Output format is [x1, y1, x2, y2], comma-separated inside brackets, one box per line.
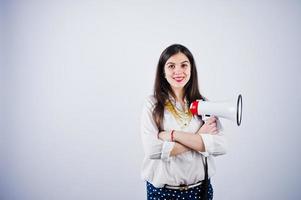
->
[185, 70, 191, 82]
[163, 68, 169, 76]
[186, 74, 191, 82]
[164, 70, 172, 77]
[185, 68, 191, 76]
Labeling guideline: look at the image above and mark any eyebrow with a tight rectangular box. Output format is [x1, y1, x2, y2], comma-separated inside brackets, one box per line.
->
[165, 60, 189, 65]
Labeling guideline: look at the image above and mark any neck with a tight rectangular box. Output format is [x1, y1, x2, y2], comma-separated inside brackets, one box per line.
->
[172, 87, 184, 102]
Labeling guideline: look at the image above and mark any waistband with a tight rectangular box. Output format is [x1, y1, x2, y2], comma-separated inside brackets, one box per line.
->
[164, 180, 204, 190]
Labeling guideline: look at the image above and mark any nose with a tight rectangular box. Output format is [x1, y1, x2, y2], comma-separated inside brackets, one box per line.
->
[174, 65, 183, 74]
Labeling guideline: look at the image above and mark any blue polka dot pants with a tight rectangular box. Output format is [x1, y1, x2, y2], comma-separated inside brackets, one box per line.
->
[146, 181, 213, 200]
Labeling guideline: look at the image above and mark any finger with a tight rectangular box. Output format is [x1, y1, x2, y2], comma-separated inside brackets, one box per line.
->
[208, 125, 217, 130]
[207, 117, 217, 124]
[210, 116, 217, 121]
[210, 127, 218, 132]
[210, 122, 217, 127]
[205, 119, 213, 125]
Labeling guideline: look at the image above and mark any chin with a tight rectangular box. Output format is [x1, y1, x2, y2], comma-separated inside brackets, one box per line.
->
[175, 81, 189, 87]
[171, 83, 186, 89]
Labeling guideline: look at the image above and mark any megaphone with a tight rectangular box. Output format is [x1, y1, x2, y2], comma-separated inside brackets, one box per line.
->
[190, 94, 243, 126]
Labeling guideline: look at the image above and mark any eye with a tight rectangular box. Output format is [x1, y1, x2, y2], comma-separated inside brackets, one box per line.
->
[181, 64, 188, 68]
[168, 65, 175, 69]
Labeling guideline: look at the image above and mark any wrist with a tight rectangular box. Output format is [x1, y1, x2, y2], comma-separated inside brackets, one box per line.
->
[172, 130, 178, 142]
[170, 130, 175, 142]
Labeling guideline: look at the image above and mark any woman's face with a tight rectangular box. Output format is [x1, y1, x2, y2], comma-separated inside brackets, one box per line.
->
[164, 52, 191, 90]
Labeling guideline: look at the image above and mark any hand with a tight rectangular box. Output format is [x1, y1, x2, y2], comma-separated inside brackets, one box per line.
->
[197, 116, 219, 135]
[158, 131, 172, 141]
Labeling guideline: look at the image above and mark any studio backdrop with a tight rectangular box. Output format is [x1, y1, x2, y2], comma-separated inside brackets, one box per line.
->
[1, 0, 300, 200]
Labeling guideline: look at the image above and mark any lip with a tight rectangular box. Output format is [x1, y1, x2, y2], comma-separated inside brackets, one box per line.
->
[173, 77, 185, 82]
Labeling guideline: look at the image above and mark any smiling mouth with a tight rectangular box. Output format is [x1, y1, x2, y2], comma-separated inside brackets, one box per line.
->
[173, 77, 185, 82]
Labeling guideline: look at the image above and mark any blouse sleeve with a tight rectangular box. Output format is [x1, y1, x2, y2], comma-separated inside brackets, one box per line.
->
[199, 118, 228, 157]
[140, 96, 175, 161]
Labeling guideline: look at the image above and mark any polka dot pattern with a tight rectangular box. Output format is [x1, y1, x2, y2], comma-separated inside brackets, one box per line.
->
[146, 181, 213, 200]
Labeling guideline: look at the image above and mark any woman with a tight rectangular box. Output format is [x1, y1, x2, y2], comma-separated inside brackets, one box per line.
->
[140, 44, 228, 200]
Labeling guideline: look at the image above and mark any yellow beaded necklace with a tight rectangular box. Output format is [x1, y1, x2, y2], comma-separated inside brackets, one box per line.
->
[165, 99, 193, 129]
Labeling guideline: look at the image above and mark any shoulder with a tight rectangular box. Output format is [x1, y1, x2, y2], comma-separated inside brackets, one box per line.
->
[143, 95, 157, 108]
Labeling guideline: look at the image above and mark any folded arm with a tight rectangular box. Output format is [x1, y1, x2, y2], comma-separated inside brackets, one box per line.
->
[141, 97, 189, 160]
[158, 117, 228, 156]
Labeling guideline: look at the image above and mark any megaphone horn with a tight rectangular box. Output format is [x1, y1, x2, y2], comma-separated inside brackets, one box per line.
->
[190, 94, 243, 126]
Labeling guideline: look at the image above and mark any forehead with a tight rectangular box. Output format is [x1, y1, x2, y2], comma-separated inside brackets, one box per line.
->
[165, 52, 190, 64]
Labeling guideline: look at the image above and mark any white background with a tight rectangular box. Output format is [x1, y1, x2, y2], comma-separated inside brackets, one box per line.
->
[1, 0, 301, 199]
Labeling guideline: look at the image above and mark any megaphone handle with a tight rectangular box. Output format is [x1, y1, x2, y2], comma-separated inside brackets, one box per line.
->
[202, 115, 211, 121]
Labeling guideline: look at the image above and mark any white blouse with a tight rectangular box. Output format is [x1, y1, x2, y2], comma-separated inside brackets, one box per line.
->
[140, 95, 228, 188]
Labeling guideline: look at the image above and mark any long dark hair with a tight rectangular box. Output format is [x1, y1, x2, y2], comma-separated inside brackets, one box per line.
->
[153, 44, 204, 130]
